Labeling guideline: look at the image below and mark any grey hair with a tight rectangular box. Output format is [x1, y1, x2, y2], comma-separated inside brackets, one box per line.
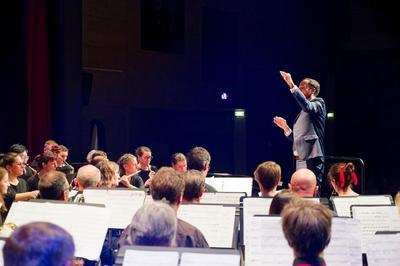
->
[76, 165, 101, 189]
[124, 201, 177, 246]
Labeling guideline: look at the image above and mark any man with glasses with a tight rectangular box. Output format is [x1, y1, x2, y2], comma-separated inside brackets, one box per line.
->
[8, 144, 36, 181]
[273, 71, 326, 193]
[135, 146, 158, 186]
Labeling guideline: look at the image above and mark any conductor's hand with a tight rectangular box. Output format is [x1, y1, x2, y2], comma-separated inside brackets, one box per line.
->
[273, 116, 291, 134]
[279, 71, 295, 89]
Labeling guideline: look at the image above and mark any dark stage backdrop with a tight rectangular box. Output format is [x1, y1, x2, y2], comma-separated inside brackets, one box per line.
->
[1, 0, 400, 195]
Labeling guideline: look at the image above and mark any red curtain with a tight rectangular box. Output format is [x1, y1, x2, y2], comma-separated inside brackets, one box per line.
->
[26, 0, 51, 156]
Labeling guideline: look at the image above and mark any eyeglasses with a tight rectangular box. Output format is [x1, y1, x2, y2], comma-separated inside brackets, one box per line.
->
[143, 156, 153, 160]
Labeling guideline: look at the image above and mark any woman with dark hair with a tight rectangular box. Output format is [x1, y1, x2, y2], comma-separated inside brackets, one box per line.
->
[8, 143, 36, 181]
[0, 153, 39, 220]
[27, 152, 57, 191]
[51, 145, 74, 177]
[327, 162, 359, 196]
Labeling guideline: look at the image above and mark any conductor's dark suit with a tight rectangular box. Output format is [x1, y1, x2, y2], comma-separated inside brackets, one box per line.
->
[287, 87, 326, 183]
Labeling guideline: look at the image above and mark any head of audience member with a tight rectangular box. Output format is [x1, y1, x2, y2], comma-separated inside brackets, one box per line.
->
[121, 201, 177, 247]
[0, 167, 10, 212]
[269, 189, 302, 215]
[99, 161, 119, 188]
[34, 152, 57, 173]
[43, 140, 58, 153]
[150, 167, 185, 212]
[76, 164, 101, 192]
[281, 201, 332, 261]
[9, 144, 30, 165]
[135, 146, 153, 170]
[117, 153, 139, 176]
[86, 149, 108, 164]
[51, 145, 69, 167]
[186, 147, 211, 175]
[327, 162, 359, 196]
[182, 170, 205, 204]
[254, 161, 281, 197]
[38, 171, 70, 201]
[3, 221, 75, 266]
[171, 153, 187, 173]
[289, 169, 318, 197]
[0, 152, 25, 179]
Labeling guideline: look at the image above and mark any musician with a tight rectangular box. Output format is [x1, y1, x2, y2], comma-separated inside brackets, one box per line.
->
[3, 222, 75, 266]
[47, 145, 75, 185]
[119, 201, 177, 247]
[117, 153, 144, 189]
[135, 146, 157, 185]
[70, 164, 101, 203]
[119, 167, 209, 248]
[281, 200, 332, 266]
[27, 152, 57, 191]
[8, 144, 36, 181]
[182, 170, 205, 204]
[0, 167, 10, 225]
[0, 153, 39, 221]
[171, 152, 187, 173]
[38, 171, 70, 201]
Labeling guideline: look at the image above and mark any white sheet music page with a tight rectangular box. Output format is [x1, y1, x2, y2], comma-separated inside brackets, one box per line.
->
[200, 192, 244, 205]
[332, 196, 392, 217]
[366, 233, 400, 266]
[351, 205, 400, 253]
[324, 218, 361, 266]
[84, 189, 146, 229]
[205, 178, 224, 192]
[180, 252, 240, 266]
[246, 215, 292, 266]
[4, 201, 110, 261]
[221, 178, 253, 195]
[177, 204, 236, 248]
[243, 197, 272, 246]
[122, 249, 179, 266]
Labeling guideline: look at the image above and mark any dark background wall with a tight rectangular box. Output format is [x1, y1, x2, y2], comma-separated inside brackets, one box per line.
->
[1, 0, 400, 195]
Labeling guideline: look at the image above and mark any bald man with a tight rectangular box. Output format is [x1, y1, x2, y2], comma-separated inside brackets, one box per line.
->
[288, 168, 318, 197]
[71, 165, 101, 202]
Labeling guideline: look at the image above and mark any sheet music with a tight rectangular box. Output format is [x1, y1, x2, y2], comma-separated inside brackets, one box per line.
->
[366, 233, 400, 266]
[246, 216, 292, 266]
[180, 252, 240, 266]
[246, 216, 362, 266]
[4, 201, 110, 261]
[84, 189, 146, 228]
[177, 204, 236, 248]
[200, 192, 245, 205]
[331, 196, 392, 217]
[123, 249, 179, 266]
[242, 197, 273, 246]
[351, 205, 400, 252]
[205, 177, 253, 195]
[325, 218, 362, 266]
